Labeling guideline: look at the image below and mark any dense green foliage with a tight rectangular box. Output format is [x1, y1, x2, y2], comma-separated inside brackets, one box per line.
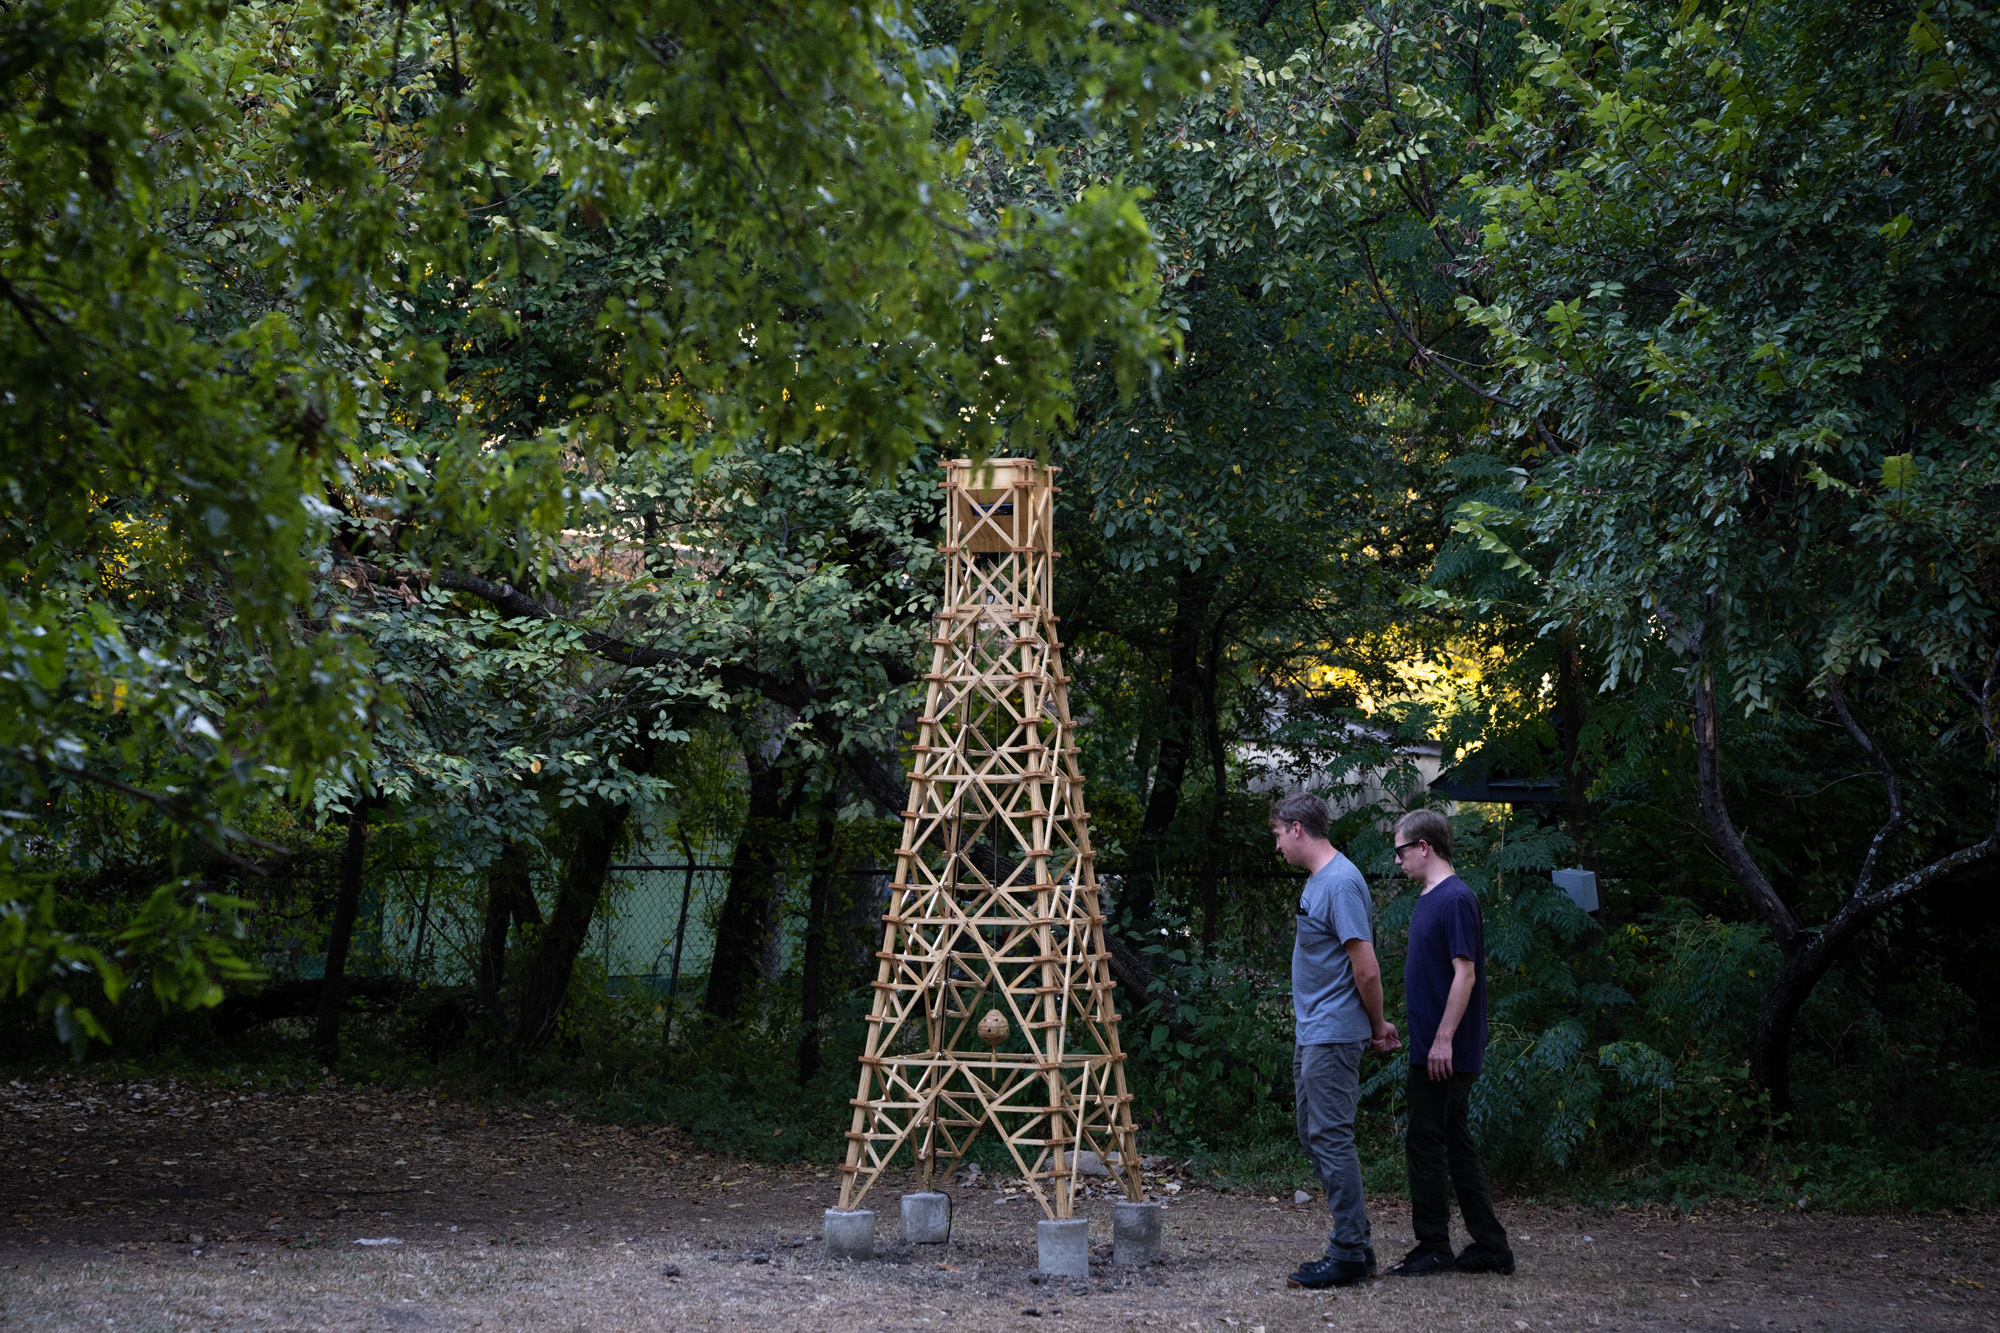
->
[1, 0, 1226, 1040]
[5, 0, 1997, 1209]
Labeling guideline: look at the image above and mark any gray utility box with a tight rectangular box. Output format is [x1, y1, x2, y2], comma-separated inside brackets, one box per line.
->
[1552, 868, 1598, 913]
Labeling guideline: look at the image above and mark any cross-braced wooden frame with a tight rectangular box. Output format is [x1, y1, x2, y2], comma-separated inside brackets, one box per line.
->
[837, 459, 1143, 1220]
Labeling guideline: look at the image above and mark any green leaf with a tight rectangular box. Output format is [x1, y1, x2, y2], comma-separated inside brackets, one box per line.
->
[1879, 454, 1918, 490]
[1909, 12, 1946, 54]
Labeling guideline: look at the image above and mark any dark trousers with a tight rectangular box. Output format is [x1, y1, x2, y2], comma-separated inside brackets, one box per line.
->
[1404, 1067, 1508, 1254]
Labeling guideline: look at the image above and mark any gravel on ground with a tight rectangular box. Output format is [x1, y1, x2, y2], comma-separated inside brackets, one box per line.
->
[3, 1074, 1995, 1332]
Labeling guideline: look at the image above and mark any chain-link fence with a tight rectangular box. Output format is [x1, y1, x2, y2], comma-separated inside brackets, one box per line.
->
[351, 862, 891, 997]
[259, 858, 1304, 998]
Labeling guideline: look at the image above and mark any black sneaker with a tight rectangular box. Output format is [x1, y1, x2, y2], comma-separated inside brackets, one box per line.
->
[1364, 1245, 1378, 1277]
[1385, 1244, 1455, 1277]
[1455, 1242, 1516, 1275]
[1286, 1256, 1370, 1289]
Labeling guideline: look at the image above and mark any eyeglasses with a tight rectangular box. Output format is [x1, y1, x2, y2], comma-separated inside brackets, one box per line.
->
[1393, 841, 1427, 858]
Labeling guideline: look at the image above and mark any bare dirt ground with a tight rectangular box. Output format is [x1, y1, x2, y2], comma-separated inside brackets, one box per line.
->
[3, 1074, 1996, 1333]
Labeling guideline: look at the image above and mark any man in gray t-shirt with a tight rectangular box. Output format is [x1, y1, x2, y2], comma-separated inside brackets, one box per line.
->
[1272, 792, 1400, 1290]
[1293, 846, 1377, 1044]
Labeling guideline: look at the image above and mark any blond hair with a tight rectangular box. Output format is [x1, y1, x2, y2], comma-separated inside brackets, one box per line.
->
[1393, 808, 1453, 863]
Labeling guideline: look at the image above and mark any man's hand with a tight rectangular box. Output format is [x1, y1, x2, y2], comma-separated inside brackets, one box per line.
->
[1370, 1021, 1401, 1053]
[1426, 1035, 1455, 1081]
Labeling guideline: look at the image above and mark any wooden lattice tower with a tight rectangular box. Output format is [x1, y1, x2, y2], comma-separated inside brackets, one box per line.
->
[837, 458, 1143, 1220]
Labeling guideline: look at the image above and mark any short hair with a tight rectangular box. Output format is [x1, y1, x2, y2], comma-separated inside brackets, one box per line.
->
[1393, 808, 1454, 863]
[1269, 791, 1330, 842]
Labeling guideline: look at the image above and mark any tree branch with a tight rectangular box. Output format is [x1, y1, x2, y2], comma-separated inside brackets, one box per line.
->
[0, 273, 62, 347]
[429, 568, 809, 703]
[1860, 835, 2000, 914]
[1690, 647, 1800, 949]
[1947, 638, 2000, 767]
[843, 745, 915, 819]
[1825, 675, 1905, 897]
[1345, 224, 1526, 413]
[27, 753, 288, 875]
[425, 566, 921, 705]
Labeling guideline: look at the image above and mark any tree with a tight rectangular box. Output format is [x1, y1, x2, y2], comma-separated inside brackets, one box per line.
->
[1, 0, 1231, 1043]
[1452, 0, 2000, 1109]
[1039, 0, 1515, 939]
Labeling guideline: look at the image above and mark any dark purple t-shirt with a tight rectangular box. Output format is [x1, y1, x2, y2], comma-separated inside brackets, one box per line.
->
[1404, 875, 1488, 1075]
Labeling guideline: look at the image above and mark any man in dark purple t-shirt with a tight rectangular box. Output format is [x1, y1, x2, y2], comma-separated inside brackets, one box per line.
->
[1384, 808, 1515, 1278]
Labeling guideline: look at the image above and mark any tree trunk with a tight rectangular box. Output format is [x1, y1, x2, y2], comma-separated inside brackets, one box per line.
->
[509, 795, 632, 1056]
[1133, 709, 1158, 807]
[797, 799, 840, 1084]
[661, 841, 697, 1047]
[476, 838, 533, 1014]
[704, 757, 807, 1020]
[313, 797, 375, 1068]
[1746, 825, 1940, 1106]
[1555, 628, 1598, 876]
[845, 857, 889, 987]
[1750, 935, 1837, 1114]
[1120, 570, 1211, 926]
[501, 718, 665, 1062]
[758, 867, 788, 990]
[1197, 638, 1228, 955]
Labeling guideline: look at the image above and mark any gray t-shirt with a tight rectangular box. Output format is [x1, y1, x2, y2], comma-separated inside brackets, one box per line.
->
[1292, 851, 1375, 1045]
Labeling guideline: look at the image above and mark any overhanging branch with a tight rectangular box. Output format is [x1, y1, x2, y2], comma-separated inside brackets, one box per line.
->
[1860, 835, 2000, 914]
[1346, 224, 1521, 412]
[428, 568, 811, 704]
[26, 751, 287, 876]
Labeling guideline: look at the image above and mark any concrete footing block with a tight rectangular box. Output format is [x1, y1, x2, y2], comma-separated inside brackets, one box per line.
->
[1037, 1218, 1090, 1278]
[901, 1192, 950, 1244]
[823, 1208, 874, 1261]
[1112, 1201, 1162, 1265]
